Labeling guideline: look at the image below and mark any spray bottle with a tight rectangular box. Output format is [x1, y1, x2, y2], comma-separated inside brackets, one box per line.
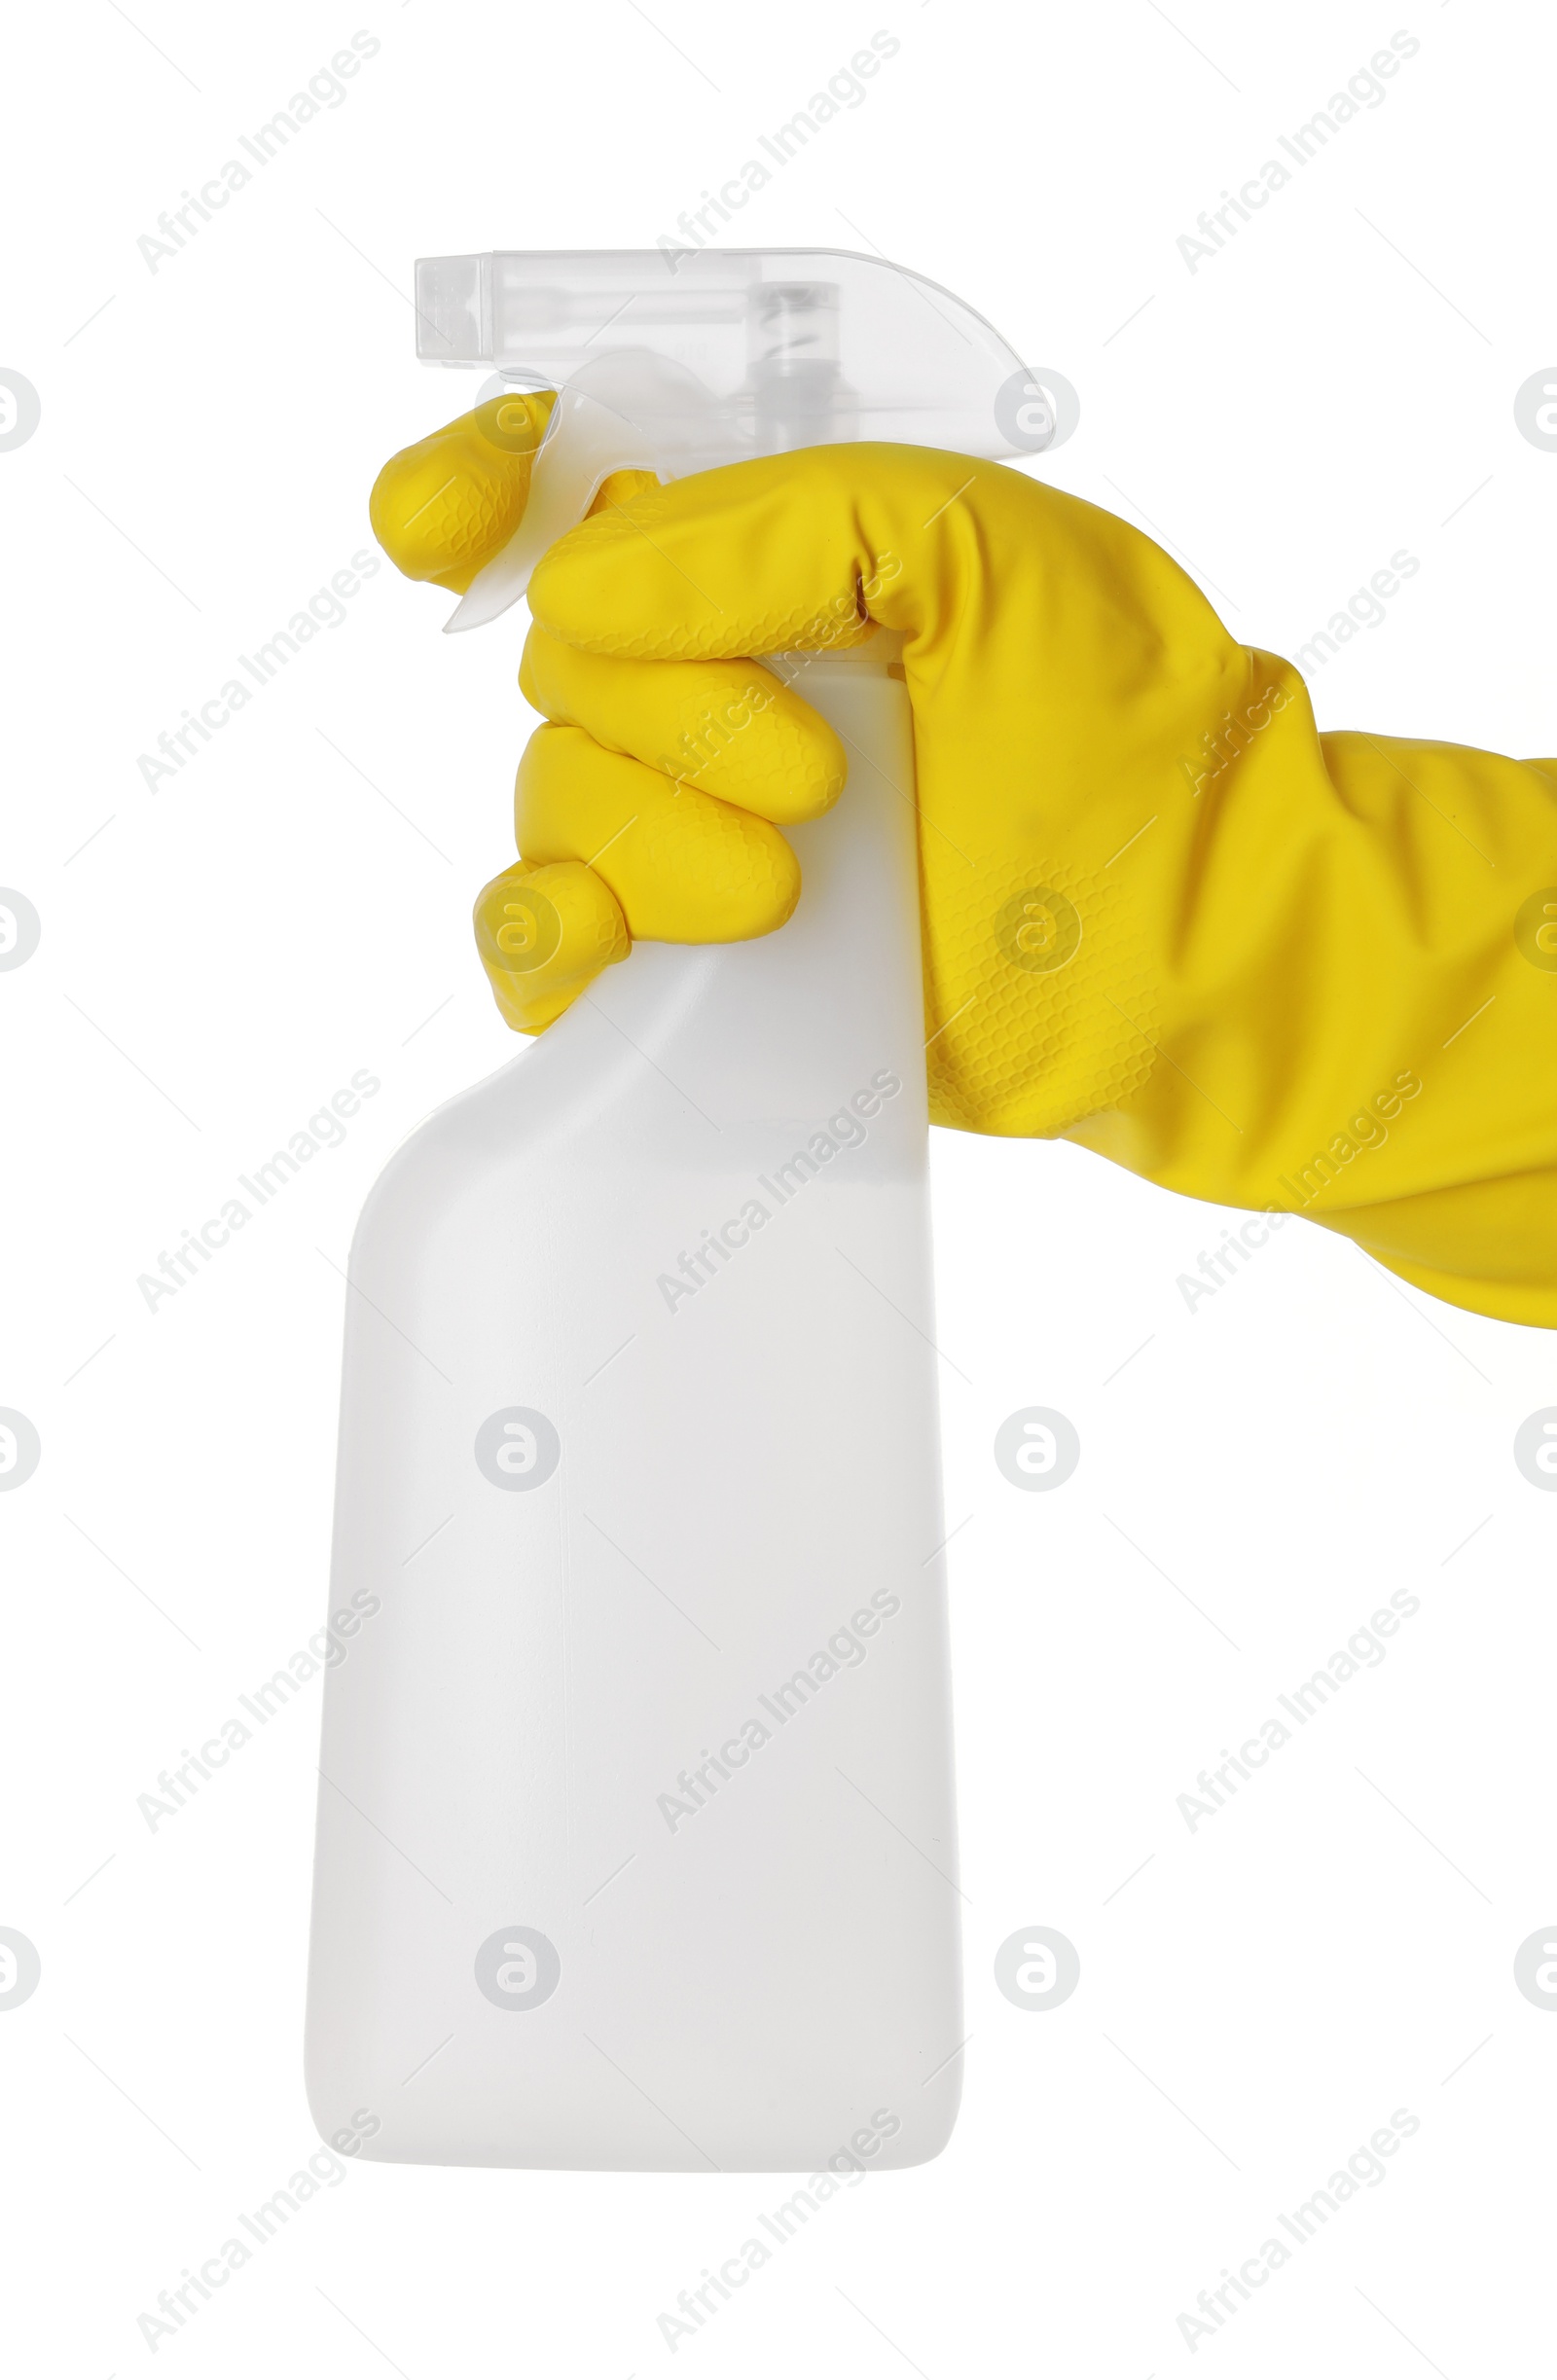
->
[307, 249, 1033, 2169]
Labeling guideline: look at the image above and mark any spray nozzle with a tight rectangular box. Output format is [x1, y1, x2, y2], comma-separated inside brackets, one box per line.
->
[406, 248, 1030, 631]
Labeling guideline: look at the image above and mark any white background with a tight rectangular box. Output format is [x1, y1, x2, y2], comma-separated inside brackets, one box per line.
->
[3, 0, 1554, 2371]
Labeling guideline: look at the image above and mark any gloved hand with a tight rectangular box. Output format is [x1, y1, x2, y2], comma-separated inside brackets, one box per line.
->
[370, 417, 1557, 1328]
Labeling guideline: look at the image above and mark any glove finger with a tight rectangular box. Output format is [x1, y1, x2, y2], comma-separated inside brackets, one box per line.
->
[516, 724, 801, 942]
[369, 392, 555, 593]
[519, 627, 845, 824]
[526, 444, 982, 660]
[473, 858, 628, 1034]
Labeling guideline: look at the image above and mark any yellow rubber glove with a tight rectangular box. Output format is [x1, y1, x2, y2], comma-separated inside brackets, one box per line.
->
[370, 424, 1557, 1328]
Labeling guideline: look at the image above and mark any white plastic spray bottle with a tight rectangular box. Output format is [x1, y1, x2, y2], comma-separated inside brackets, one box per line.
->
[307, 250, 1032, 2170]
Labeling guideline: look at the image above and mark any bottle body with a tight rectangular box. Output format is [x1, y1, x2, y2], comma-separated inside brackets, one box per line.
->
[306, 651, 961, 2169]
